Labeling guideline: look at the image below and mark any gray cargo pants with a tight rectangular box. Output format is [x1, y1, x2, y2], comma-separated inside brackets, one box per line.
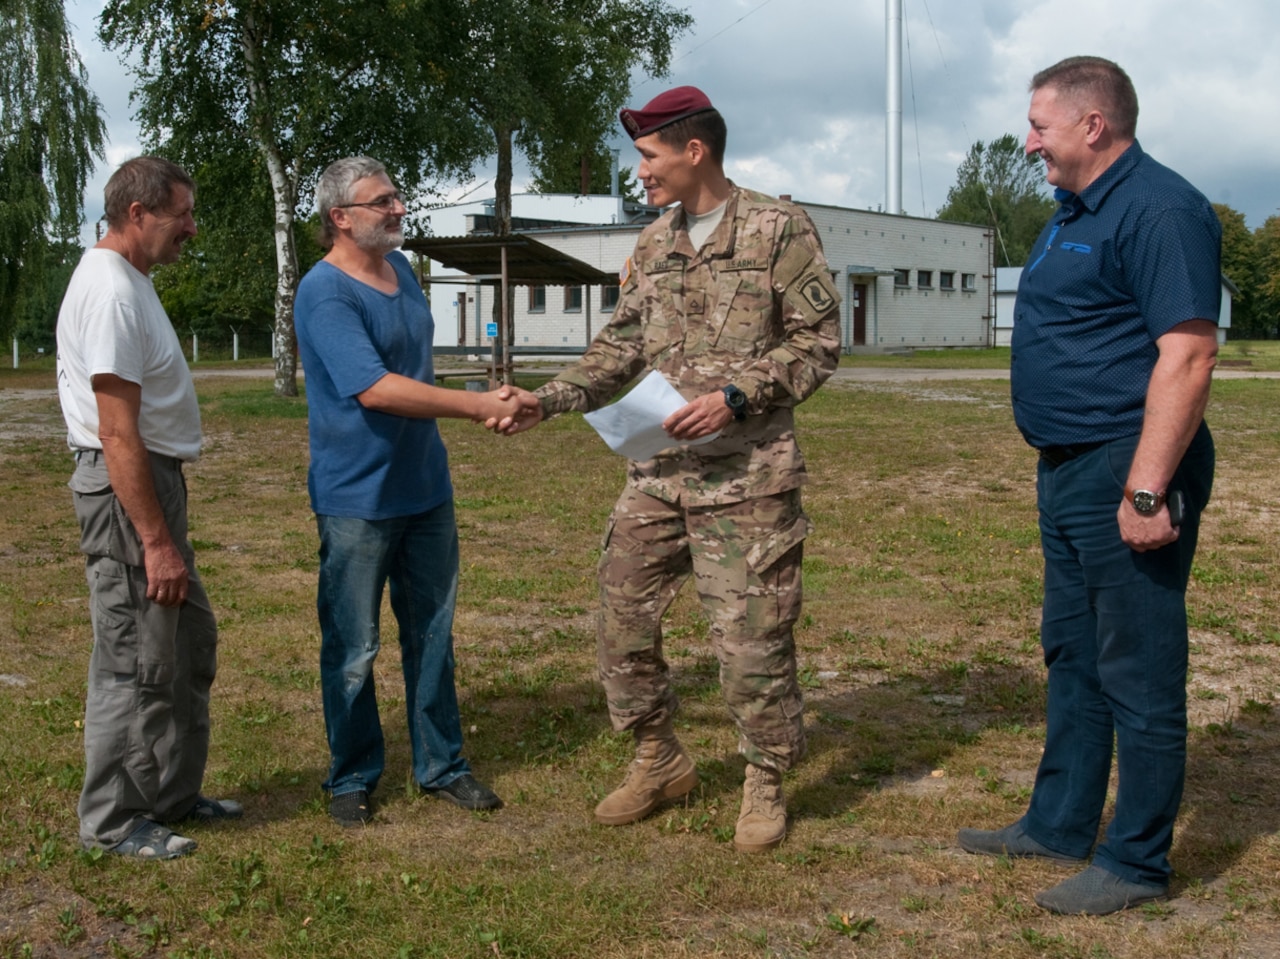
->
[70, 450, 218, 848]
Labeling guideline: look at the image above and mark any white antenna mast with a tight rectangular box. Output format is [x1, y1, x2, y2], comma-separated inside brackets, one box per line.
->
[885, 0, 903, 215]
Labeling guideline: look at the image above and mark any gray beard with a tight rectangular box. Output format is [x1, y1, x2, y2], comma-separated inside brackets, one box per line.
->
[354, 221, 403, 255]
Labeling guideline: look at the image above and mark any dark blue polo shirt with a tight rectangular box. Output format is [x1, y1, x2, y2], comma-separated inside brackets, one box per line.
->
[1010, 141, 1221, 449]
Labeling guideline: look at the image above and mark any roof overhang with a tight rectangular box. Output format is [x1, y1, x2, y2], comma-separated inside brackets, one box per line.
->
[402, 234, 616, 285]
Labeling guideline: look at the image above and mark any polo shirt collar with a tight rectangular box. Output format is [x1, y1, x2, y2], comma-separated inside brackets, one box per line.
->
[1058, 141, 1145, 214]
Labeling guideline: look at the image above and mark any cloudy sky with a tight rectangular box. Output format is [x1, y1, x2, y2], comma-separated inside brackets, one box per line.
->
[67, 0, 1278, 241]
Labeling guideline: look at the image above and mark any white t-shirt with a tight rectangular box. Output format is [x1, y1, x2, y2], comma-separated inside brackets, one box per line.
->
[56, 248, 203, 461]
[685, 199, 728, 251]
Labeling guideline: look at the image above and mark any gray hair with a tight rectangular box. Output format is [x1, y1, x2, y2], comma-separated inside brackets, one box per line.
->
[103, 156, 196, 229]
[1031, 56, 1139, 141]
[316, 156, 388, 248]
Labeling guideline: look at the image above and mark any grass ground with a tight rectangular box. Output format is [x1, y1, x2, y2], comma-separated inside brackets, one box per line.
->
[1, 351, 1279, 958]
[839, 340, 1280, 371]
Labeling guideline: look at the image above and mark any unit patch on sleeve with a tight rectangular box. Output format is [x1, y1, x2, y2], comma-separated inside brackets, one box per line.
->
[798, 271, 837, 314]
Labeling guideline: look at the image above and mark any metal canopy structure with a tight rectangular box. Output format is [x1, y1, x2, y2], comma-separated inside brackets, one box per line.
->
[402, 233, 615, 385]
[402, 233, 615, 285]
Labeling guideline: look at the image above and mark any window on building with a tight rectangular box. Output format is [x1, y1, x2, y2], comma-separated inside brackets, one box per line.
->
[939, 271, 955, 291]
[961, 273, 976, 292]
[917, 270, 933, 289]
[601, 285, 620, 312]
[893, 268, 910, 288]
[564, 285, 583, 312]
[528, 286, 546, 313]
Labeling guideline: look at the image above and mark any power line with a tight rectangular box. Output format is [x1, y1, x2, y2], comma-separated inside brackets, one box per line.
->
[628, 0, 783, 96]
[903, 1, 928, 216]
[672, 0, 780, 65]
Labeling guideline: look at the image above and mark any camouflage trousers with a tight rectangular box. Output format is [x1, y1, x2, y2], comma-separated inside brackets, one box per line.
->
[597, 485, 812, 771]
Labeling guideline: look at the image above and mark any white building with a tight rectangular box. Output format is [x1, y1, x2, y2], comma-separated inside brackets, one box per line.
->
[415, 193, 994, 354]
[996, 266, 1235, 347]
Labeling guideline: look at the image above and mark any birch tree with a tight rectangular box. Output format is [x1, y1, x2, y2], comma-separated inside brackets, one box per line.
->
[99, 0, 482, 395]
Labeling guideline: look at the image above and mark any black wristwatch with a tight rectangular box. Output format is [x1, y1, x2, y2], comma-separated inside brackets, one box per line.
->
[721, 384, 747, 421]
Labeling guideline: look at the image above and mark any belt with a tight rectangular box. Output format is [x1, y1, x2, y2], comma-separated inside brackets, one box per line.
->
[74, 448, 184, 471]
[1038, 441, 1107, 469]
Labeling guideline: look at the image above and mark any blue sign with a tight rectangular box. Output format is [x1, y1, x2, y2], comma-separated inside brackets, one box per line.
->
[485, 322, 498, 338]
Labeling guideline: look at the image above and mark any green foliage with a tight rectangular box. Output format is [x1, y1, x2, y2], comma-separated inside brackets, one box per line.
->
[1215, 204, 1260, 338]
[0, 0, 106, 340]
[1255, 214, 1280, 337]
[10, 238, 81, 351]
[151, 147, 324, 334]
[529, 143, 643, 203]
[439, 0, 693, 235]
[937, 133, 1055, 268]
[98, 0, 489, 393]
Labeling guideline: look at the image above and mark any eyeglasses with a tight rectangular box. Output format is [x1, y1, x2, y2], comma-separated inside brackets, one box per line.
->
[336, 192, 405, 212]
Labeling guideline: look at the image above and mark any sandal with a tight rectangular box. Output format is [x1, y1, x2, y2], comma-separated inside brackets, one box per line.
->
[108, 821, 198, 860]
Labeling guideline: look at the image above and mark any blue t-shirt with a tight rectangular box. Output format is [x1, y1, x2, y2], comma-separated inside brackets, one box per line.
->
[1010, 142, 1221, 449]
[295, 251, 452, 519]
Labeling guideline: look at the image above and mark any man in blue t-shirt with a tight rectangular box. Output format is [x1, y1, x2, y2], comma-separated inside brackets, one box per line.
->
[957, 58, 1221, 916]
[295, 156, 538, 826]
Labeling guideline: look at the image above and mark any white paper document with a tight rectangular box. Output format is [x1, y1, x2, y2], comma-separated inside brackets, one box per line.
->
[583, 370, 721, 460]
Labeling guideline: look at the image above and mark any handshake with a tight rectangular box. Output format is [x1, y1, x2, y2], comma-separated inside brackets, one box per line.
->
[471, 385, 543, 436]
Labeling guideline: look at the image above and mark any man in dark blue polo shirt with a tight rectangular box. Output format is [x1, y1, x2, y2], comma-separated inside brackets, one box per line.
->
[957, 56, 1221, 916]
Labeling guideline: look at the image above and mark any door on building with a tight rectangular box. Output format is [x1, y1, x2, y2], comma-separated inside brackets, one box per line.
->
[852, 282, 867, 346]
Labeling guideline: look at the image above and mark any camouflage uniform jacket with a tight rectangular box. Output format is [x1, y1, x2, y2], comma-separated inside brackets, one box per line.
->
[535, 184, 841, 506]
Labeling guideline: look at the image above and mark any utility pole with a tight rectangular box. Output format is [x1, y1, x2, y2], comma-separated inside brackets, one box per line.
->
[885, 0, 903, 216]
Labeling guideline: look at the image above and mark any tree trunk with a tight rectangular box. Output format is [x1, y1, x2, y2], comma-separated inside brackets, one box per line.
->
[494, 123, 513, 238]
[493, 124, 516, 384]
[241, 12, 300, 397]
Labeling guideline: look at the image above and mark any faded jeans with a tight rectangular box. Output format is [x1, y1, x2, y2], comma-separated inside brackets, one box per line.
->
[316, 501, 471, 797]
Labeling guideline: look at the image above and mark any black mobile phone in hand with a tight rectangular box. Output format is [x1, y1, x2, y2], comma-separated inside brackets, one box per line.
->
[1167, 489, 1186, 527]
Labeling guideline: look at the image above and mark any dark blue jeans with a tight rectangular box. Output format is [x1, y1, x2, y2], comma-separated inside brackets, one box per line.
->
[1023, 424, 1213, 886]
[316, 501, 470, 797]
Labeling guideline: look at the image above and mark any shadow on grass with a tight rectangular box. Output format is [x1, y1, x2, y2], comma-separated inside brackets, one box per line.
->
[387, 655, 1280, 888]
[1176, 708, 1280, 886]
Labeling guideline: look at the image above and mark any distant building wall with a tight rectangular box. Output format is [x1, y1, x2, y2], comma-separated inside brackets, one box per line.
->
[994, 265, 1232, 347]
[804, 205, 992, 349]
[424, 195, 994, 353]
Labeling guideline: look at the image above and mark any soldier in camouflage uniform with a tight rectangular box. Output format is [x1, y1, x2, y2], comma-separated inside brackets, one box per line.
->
[509, 86, 840, 852]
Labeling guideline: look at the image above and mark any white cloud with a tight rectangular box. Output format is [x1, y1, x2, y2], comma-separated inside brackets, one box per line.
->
[66, 0, 1280, 244]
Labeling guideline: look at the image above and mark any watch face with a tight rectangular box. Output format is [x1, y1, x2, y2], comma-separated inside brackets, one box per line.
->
[1132, 490, 1160, 514]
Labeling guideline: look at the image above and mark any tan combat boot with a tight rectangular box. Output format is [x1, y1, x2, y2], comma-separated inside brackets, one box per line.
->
[734, 763, 786, 853]
[594, 723, 699, 826]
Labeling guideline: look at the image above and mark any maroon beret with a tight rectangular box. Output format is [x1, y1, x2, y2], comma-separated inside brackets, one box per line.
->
[619, 86, 716, 140]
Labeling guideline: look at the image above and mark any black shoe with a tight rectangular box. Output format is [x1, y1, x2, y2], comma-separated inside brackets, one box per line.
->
[423, 773, 502, 810]
[330, 789, 372, 827]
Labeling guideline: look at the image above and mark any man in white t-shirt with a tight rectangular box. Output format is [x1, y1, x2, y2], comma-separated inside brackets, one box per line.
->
[56, 156, 240, 860]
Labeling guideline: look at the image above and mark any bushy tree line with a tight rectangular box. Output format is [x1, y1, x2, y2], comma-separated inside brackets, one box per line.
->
[1215, 204, 1280, 339]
